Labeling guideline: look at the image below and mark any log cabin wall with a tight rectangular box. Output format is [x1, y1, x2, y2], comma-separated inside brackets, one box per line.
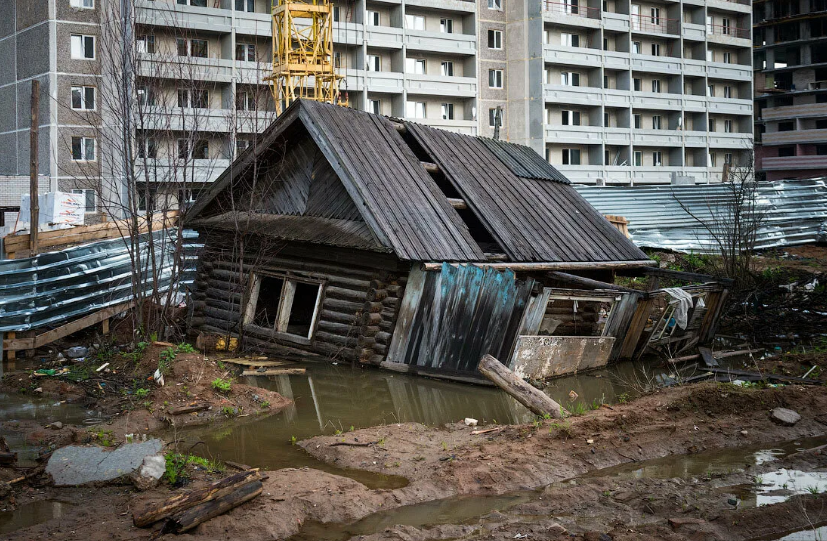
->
[190, 233, 409, 363]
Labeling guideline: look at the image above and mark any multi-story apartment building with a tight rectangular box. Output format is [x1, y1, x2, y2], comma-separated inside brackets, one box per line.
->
[0, 0, 753, 219]
[753, 0, 827, 181]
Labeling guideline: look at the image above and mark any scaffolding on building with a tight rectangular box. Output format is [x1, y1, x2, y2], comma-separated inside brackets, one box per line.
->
[267, 0, 347, 115]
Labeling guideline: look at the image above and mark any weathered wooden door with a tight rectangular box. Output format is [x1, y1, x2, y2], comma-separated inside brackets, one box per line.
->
[385, 264, 534, 376]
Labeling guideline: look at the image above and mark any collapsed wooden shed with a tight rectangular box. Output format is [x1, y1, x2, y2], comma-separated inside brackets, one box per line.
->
[185, 100, 729, 382]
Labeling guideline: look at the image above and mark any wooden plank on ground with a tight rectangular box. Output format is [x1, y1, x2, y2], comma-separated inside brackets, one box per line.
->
[698, 346, 719, 368]
[227, 360, 295, 368]
[241, 368, 306, 377]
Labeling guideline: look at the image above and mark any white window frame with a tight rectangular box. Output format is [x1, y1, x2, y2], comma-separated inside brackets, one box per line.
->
[489, 69, 504, 88]
[723, 52, 732, 64]
[724, 85, 733, 98]
[561, 72, 580, 86]
[137, 137, 157, 159]
[70, 0, 94, 9]
[633, 78, 642, 91]
[368, 99, 381, 115]
[724, 152, 733, 165]
[136, 34, 155, 54]
[488, 107, 503, 128]
[561, 33, 580, 47]
[70, 34, 95, 60]
[653, 151, 663, 166]
[633, 150, 642, 166]
[71, 136, 96, 162]
[651, 43, 660, 56]
[651, 79, 662, 93]
[71, 189, 97, 212]
[562, 148, 581, 165]
[367, 54, 381, 71]
[367, 10, 380, 26]
[724, 119, 733, 133]
[634, 113, 642, 129]
[405, 14, 425, 30]
[243, 272, 325, 342]
[562, 110, 581, 126]
[488, 0, 502, 10]
[633, 41, 641, 54]
[236, 90, 255, 111]
[235, 0, 254, 12]
[441, 61, 454, 76]
[440, 18, 454, 33]
[406, 58, 426, 75]
[488, 30, 503, 49]
[441, 103, 454, 120]
[235, 43, 256, 62]
[652, 115, 662, 129]
[406, 101, 426, 118]
[70, 86, 96, 111]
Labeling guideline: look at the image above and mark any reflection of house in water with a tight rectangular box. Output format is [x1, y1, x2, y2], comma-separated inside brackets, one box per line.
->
[187, 100, 730, 383]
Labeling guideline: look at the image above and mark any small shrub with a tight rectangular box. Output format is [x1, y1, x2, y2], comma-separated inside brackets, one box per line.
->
[211, 378, 232, 393]
[260, 400, 270, 408]
[135, 388, 149, 398]
[221, 406, 237, 417]
[549, 421, 573, 438]
[177, 343, 196, 354]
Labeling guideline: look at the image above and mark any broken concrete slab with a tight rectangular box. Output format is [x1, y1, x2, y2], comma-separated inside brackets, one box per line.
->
[46, 439, 163, 486]
[770, 407, 801, 426]
[131, 455, 166, 490]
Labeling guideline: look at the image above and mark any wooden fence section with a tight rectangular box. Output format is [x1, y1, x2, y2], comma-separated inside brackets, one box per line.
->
[3, 211, 178, 258]
[605, 215, 629, 238]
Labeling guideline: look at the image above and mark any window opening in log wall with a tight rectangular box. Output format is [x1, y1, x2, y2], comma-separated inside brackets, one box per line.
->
[244, 273, 324, 341]
[540, 296, 614, 337]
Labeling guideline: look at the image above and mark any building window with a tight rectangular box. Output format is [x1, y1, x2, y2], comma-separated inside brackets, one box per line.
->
[650, 7, 660, 25]
[633, 41, 641, 54]
[138, 86, 156, 107]
[778, 121, 794, 131]
[651, 43, 660, 56]
[707, 84, 715, 97]
[488, 30, 503, 49]
[406, 101, 426, 118]
[70, 35, 95, 59]
[709, 152, 717, 166]
[71, 86, 96, 110]
[603, 37, 608, 50]
[178, 88, 208, 108]
[722, 17, 731, 35]
[723, 52, 732, 64]
[651, 79, 661, 93]
[70, 0, 95, 8]
[440, 61, 454, 76]
[136, 35, 155, 54]
[652, 115, 662, 129]
[634, 114, 642, 129]
[235, 43, 256, 62]
[367, 10, 380, 26]
[177, 38, 208, 58]
[178, 139, 209, 159]
[707, 49, 714, 62]
[367, 55, 380, 71]
[562, 148, 581, 165]
[71, 189, 97, 212]
[368, 99, 381, 115]
[236, 90, 255, 111]
[235, 139, 251, 156]
[562, 110, 581, 126]
[653, 151, 663, 166]
[778, 146, 795, 157]
[633, 151, 642, 166]
[604, 112, 610, 127]
[724, 119, 733, 133]
[333, 51, 342, 69]
[244, 273, 324, 340]
[333, 6, 340, 22]
[71, 137, 96, 161]
[561, 72, 580, 86]
[235, 0, 254, 12]
[440, 18, 453, 33]
[633, 78, 642, 91]
[405, 14, 425, 30]
[488, 107, 503, 128]
[177, 0, 208, 5]
[407, 58, 426, 74]
[724, 153, 733, 164]
[441, 103, 454, 120]
[489, 69, 504, 88]
[723, 86, 733, 98]
[137, 137, 157, 159]
[488, 0, 502, 10]
[561, 33, 580, 47]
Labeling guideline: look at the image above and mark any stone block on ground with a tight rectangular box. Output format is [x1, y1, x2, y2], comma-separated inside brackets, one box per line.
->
[770, 407, 801, 426]
[132, 454, 166, 490]
[46, 439, 163, 486]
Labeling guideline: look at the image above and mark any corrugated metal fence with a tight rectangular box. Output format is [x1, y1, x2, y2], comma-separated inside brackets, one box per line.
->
[0, 230, 201, 332]
[576, 179, 827, 253]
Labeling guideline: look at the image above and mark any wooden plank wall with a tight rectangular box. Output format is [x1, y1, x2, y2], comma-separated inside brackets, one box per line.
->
[190, 234, 404, 363]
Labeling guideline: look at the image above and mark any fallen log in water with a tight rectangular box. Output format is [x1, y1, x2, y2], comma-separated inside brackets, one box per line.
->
[478, 354, 568, 419]
[133, 469, 261, 527]
[163, 480, 263, 534]
[241, 368, 306, 377]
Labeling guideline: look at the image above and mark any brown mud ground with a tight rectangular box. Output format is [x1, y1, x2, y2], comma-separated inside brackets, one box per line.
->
[3, 379, 827, 540]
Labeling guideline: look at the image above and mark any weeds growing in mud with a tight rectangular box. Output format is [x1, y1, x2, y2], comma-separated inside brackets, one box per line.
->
[163, 452, 225, 486]
[549, 421, 573, 438]
[211, 378, 232, 394]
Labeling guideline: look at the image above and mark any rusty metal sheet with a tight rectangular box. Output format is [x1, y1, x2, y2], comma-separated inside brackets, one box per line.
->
[509, 336, 616, 380]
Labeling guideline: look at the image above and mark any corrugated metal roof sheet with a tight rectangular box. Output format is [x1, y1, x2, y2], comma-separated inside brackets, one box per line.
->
[190, 212, 390, 252]
[405, 121, 648, 263]
[576, 179, 827, 252]
[479, 138, 570, 184]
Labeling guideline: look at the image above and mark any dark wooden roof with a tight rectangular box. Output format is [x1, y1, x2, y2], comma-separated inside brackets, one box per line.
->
[189, 212, 389, 252]
[479, 138, 570, 184]
[405, 122, 648, 263]
[188, 100, 648, 265]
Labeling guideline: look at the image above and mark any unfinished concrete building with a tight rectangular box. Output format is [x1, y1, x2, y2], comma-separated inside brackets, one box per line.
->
[754, 0, 827, 181]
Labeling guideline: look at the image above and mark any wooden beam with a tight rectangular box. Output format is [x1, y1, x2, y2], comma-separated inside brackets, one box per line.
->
[422, 260, 656, 272]
[447, 198, 467, 210]
[547, 271, 640, 294]
[29, 79, 39, 256]
[642, 267, 734, 286]
[3, 301, 134, 351]
[420, 161, 439, 174]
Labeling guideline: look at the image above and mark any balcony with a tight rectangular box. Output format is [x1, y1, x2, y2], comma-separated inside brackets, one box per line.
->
[708, 132, 752, 148]
[706, 23, 750, 45]
[683, 59, 706, 76]
[406, 30, 476, 55]
[141, 108, 232, 133]
[405, 0, 476, 13]
[236, 61, 270, 85]
[542, 1, 601, 28]
[405, 74, 476, 97]
[333, 23, 366, 47]
[761, 155, 827, 172]
[544, 125, 603, 144]
[761, 102, 827, 121]
[708, 97, 753, 115]
[683, 131, 708, 146]
[602, 12, 630, 32]
[343, 69, 405, 93]
[136, 1, 233, 33]
[604, 127, 631, 144]
[763, 128, 827, 146]
[633, 129, 683, 146]
[555, 165, 608, 184]
[707, 62, 752, 82]
[683, 94, 708, 110]
[137, 53, 233, 83]
[631, 92, 682, 110]
[364, 25, 404, 49]
[632, 54, 683, 74]
[135, 159, 230, 184]
[604, 89, 632, 106]
[707, 0, 752, 14]
[545, 85, 605, 105]
[682, 23, 706, 41]
[544, 45, 604, 68]
[630, 14, 680, 36]
[409, 118, 477, 135]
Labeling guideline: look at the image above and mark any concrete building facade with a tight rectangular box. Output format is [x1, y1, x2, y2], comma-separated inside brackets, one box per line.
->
[0, 0, 754, 216]
[753, 0, 827, 181]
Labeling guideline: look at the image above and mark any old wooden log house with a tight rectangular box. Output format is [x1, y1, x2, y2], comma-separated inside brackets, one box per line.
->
[185, 100, 730, 382]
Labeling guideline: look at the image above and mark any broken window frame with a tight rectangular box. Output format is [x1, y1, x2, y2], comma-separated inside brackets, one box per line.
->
[243, 272, 325, 344]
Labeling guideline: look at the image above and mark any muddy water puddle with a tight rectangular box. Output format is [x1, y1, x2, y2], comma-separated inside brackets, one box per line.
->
[0, 500, 74, 535]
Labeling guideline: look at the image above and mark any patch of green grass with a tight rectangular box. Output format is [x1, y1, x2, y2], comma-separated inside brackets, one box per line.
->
[211, 378, 232, 394]
[806, 485, 821, 495]
[220, 406, 237, 417]
[567, 401, 588, 416]
[260, 400, 270, 409]
[617, 392, 630, 404]
[135, 387, 149, 398]
[549, 421, 573, 438]
[90, 429, 115, 447]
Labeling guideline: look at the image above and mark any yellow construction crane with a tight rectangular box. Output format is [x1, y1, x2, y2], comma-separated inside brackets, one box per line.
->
[267, 0, 347, 115]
